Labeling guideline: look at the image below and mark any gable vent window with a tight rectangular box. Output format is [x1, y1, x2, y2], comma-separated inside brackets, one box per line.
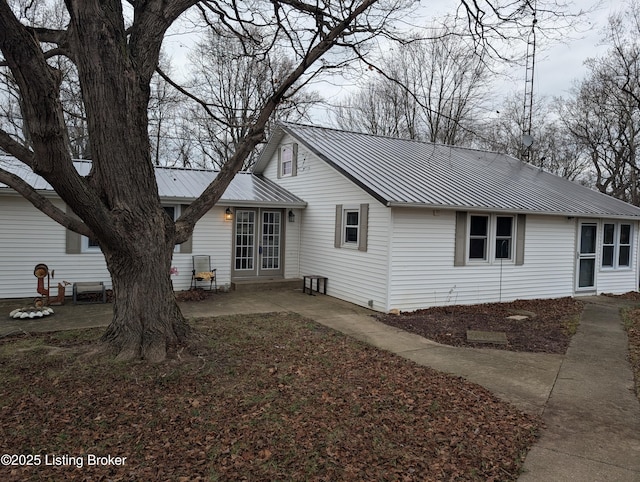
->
[278, 143, 298, 178]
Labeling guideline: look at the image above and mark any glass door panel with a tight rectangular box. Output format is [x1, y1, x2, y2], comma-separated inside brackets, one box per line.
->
[261, 211, 281, 271]
[235, 210, 255, 273]
[232, 209, 284, 278]
[577, 223, 597, 289]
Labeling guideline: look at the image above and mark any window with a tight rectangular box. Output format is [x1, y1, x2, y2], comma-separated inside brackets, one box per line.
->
[469, 215, 488, 260]
[334, 204, 369, 252]
[468, 215, 515, 262]
[495, 216, 513, 259]
[163, 205, 181, 253]
[602, 222, 632, 269]
[81, 236, 101, 253]
[279, 143, 297, 178]
[602, 223, 615, 267]
[163, 206, 176, 221]
[344, 210, 359, 244]
[461, 213, 517, 264]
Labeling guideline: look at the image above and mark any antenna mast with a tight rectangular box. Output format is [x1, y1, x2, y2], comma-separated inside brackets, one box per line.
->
[521, 2, 537, 161]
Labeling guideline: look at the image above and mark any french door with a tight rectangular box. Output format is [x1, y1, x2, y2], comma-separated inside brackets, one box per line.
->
[233, 209, 283, 278]
[576, 222, 597, 290]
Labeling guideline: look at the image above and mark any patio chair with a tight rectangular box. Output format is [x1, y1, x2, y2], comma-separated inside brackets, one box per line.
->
[190, 255, 217, 291]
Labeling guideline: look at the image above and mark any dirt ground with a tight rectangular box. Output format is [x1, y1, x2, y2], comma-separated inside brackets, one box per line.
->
[376, 297, 584, 354]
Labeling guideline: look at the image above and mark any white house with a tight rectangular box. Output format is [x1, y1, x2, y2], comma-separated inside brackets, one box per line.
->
[3, 123, 640, 311]
[252, 123, 640, 312]
[0, 157, 305, 299]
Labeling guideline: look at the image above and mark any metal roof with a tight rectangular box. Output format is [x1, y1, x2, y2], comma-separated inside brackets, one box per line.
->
[0, 157, 306, 208]
[255, 123, 640, 219]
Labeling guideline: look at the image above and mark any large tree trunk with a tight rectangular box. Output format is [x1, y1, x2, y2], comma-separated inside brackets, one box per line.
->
[60, 3, 194, 362]
[100, 217, 191, 362]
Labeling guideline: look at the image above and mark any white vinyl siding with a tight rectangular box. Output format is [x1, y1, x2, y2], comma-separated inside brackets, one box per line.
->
[0, 195, 235, 298]
[0, 195, 111, 299]
[388, 211, 577, 311]
[283, 208, 301, 279]
[263, 133, 389, 311]
[177, 206, 232, 290]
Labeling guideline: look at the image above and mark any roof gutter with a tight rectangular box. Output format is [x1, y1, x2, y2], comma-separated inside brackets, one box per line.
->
[153, 197, 307, 209]
[385, 201, 640, 220]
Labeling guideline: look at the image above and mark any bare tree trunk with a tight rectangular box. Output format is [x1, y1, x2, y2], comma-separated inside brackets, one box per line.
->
[100, 217, 190, 362]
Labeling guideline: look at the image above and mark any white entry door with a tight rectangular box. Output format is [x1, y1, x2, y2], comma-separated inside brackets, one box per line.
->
[576, 222, 597, 290]
[233, 209, 283, 278]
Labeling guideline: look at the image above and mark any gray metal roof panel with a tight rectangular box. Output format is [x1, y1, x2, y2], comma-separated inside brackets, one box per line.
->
[275, 123, 640, 219]
[0, 157, 306, 207]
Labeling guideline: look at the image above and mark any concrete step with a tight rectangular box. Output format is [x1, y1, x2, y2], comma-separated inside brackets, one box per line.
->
[231, 278, 302, 292]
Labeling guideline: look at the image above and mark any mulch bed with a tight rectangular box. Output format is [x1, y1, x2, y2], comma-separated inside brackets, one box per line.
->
[376, 297, 583, 354]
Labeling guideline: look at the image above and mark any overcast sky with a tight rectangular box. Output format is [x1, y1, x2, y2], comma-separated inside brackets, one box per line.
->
[165, 0, 624, 124]
[313, 0, 623, 123]
[526, 0, 618, 99]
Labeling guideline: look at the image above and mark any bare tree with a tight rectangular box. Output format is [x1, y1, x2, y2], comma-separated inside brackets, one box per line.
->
[335, 26, 491, 144]
[559, 1, 640, 203]
[0, 69, 26, 145]
[148, 58, 187, 166]
[173, 27, 322, 170]
[335, 56, 422, 138]
[480, 93, 587, 180]
[0, 2, 90, 158]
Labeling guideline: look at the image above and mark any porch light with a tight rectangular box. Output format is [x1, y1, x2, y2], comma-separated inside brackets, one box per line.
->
[224, 208, 233, 221]
[288, 210, 295, 223]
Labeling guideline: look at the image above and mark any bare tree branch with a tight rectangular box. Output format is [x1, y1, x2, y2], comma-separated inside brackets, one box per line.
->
[0, 164, 92, 236]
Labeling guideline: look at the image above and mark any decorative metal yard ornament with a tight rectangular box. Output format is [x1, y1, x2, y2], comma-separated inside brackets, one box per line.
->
[33, 263, 70, 306]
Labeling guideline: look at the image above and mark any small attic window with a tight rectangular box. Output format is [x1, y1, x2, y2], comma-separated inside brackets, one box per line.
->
[278, 143, 298, 178]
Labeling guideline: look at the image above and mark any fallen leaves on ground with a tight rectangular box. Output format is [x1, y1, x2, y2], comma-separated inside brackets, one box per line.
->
[603, 291, 640, 301]
[376, 298, 583, 354]
[622, 307, 640, 402]
[175, 289, 215, 302]
[0, 313, 540, 481]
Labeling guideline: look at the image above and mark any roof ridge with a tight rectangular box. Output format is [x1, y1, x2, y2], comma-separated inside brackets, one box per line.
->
[278, 121, 513, 158]
[68, 158, 221, 174]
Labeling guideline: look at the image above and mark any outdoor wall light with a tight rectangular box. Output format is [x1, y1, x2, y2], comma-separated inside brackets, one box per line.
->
[288, 210, 295, 222]
[225, 207, 233, 221]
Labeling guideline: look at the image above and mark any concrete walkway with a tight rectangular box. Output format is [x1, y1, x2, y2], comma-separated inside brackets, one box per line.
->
[1, 289, 639, 480]
[518, 297, 640, 481]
